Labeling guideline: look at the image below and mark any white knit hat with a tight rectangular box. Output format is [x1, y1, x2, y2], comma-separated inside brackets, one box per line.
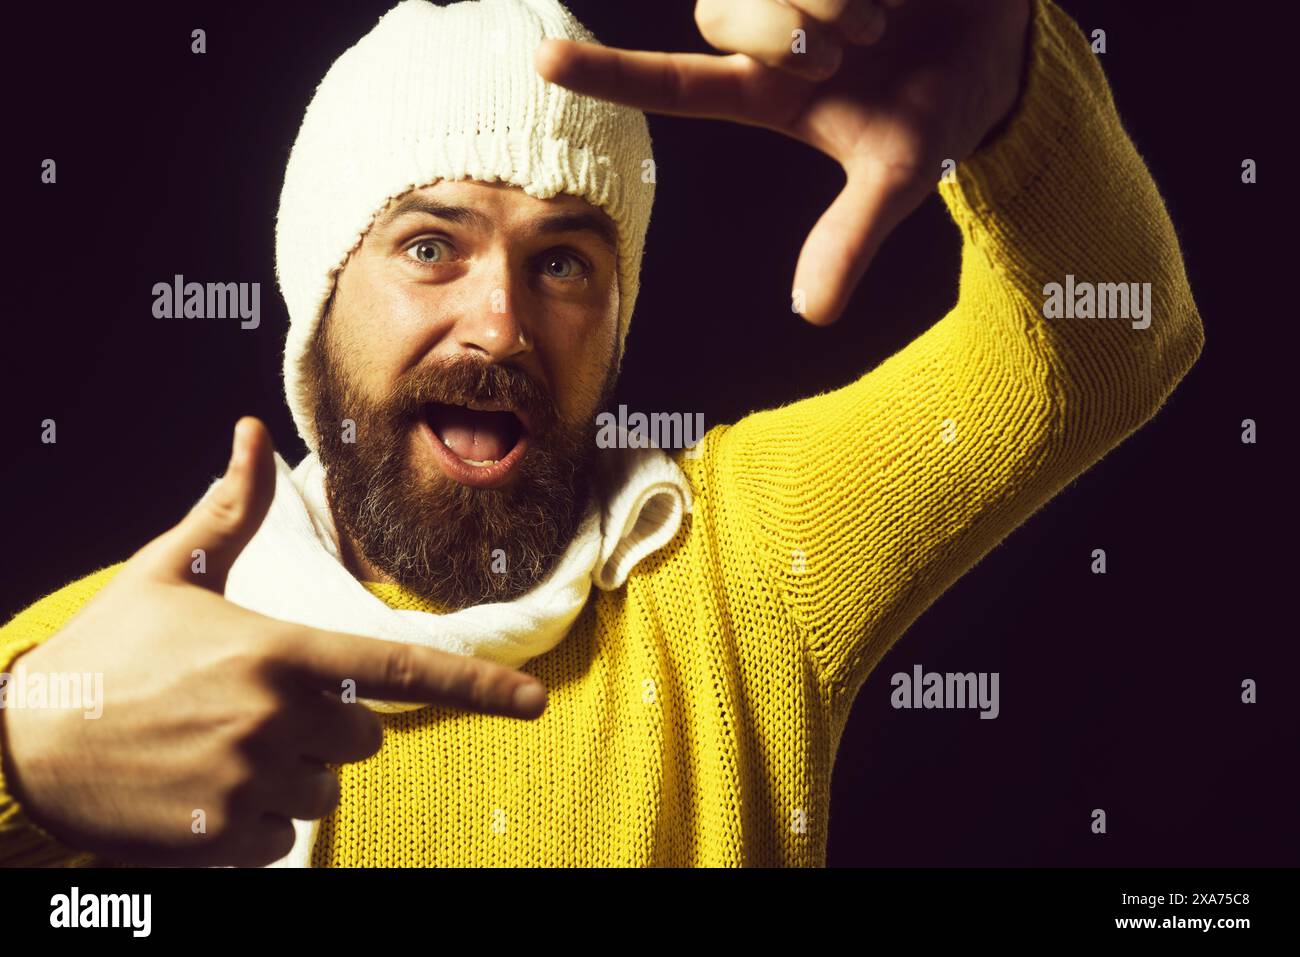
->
[275, 0, 655, 452]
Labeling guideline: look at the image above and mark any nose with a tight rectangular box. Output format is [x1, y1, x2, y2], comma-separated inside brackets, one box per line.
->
[451, 253, 532, 364]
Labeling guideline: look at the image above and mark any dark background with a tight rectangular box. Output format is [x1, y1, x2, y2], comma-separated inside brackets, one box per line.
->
[3, 2, 1295, 866]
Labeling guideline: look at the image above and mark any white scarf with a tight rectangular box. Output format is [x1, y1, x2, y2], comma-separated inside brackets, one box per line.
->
[219, 440, 693, 867]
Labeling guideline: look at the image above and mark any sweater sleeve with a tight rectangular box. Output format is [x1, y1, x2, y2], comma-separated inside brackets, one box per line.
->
[0, 563, 125, 866]
[710, 0, 1204, 727]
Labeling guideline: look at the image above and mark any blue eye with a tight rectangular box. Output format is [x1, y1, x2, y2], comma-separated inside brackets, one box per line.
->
[406, 238, 452, 264]
[543, 251, 588, 280]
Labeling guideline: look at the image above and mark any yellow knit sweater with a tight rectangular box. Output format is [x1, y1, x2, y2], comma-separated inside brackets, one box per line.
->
[0, 0, 1203, 867]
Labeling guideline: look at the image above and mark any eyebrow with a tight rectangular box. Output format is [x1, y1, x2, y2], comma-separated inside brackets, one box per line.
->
[376, 197, 618, 254]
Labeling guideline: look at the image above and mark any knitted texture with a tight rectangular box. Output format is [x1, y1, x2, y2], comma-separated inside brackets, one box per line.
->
[0, 0, 1203, 866]
[277, 0, 655, 453]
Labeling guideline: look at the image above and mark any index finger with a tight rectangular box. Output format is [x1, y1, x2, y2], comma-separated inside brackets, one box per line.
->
[270, 627, 548, 720]
[535, 38, 756, 121]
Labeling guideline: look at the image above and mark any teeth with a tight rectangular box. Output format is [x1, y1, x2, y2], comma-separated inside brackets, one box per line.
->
[441, 436, 497, 467]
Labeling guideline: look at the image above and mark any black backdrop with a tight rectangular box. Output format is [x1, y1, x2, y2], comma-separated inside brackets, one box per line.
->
[3, 1, 1295, 866]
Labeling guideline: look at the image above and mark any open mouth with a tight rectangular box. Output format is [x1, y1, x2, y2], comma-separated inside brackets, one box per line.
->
[421, 401, 530, 488]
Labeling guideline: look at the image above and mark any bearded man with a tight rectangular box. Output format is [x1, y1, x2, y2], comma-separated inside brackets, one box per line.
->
[0, 0, 1203, 867]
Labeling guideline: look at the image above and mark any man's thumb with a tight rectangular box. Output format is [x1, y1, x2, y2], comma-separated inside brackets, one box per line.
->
[136, 417, 278, 592]
[790, 162, 928, 326]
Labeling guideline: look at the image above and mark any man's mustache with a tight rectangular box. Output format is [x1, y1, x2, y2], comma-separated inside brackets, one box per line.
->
[384, 356, 557, 434]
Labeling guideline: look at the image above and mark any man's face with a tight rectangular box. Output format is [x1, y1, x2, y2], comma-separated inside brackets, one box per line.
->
[303, 179, 622, 610]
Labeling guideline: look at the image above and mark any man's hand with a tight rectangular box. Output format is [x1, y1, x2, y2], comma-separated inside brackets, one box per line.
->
[0, 417, 548, 867]
[535, 0, 1031, 325]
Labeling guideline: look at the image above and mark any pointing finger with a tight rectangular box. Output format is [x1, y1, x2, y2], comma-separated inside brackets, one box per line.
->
[537, 38, 757, 119]
[271, 628, 549, 720]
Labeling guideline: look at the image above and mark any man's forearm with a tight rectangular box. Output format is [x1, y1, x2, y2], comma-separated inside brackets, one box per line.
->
[938, 0, 1205, 440]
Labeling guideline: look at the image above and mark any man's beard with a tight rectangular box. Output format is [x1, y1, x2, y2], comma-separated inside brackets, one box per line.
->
[304, 327, 616, 611]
